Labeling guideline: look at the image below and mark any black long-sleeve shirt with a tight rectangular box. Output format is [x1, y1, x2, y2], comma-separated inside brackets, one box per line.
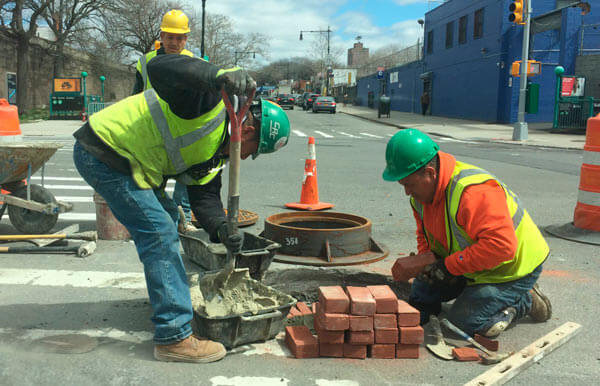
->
[75, 54, 229, 241]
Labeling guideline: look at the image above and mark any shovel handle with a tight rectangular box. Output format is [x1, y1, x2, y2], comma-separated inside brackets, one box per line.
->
[441, 318, 493, 356]
[429, 315, 444, 343]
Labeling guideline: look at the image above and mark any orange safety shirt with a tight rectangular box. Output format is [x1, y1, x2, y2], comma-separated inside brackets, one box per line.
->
[412, 151, 518, 276]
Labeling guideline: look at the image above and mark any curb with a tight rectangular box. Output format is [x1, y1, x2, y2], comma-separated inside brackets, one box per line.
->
[340, 111, 580, 151]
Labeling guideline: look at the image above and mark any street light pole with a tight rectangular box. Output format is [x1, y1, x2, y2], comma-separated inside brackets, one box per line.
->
[201, 0, 206, 59]
[299, 26, 333, 95]
[512, 0, 532, 140]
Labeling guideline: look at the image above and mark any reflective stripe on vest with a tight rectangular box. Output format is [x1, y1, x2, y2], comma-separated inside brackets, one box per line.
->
[144, 89, 226, 174]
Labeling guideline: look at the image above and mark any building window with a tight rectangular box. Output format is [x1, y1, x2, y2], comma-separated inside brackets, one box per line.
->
[474, 8, 484, 39]
[427, 30, 434, 54]
[446, 21, 454, 49]
[458, 15, 467, 44]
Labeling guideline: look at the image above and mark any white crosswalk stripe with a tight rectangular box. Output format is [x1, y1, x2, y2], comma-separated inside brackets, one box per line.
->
[360, 132, 384, 139]
[292, 130, 307, 137]
[314, 130, 333, 138]
[338, 131, 359, 138]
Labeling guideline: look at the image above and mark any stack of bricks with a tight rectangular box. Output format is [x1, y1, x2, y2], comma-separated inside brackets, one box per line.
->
[285, 285, 424, 359]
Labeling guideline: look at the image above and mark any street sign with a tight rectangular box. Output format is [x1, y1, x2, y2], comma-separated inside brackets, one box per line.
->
[377, 67, 384, 80]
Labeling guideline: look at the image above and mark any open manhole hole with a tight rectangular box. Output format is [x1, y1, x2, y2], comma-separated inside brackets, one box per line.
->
[263, 267, 410, 304]
[264, 212, 388, 266]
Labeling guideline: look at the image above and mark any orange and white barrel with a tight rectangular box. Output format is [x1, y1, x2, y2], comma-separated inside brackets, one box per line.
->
[573, 114, 600, 231]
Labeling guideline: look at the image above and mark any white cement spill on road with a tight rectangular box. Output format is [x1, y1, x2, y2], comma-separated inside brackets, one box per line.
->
[210, 376, 289, 386]
[230, 332, 288, 357]
[314, 130, 334, 138]
[0, 268, 146, 289]
[0, 327, 153, 344]
[316, 381, 360, 386]
[293, 130, 307, 137]
[360, 132, 384, 139]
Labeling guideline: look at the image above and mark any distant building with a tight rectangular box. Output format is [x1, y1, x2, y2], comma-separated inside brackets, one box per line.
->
[348, 42, 369, 67]
[35, 26, 56, 42]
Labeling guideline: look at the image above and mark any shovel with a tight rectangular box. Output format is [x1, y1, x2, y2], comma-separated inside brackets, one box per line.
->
[199, 88, 256, 300]
[426, 315, 454, 360]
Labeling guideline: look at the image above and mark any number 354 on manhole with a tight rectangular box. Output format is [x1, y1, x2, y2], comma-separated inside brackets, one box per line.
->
[285, 237, 299, 246]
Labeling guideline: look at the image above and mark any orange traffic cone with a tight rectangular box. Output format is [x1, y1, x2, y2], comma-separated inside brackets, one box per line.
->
[285, 136, 334, 211]
[573, 113, 600, 231]
[0, 98, 22, 142]
[547, 113, 600, 244]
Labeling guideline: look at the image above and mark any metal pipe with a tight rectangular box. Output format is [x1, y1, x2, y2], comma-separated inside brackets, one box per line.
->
[201, 0, 206, 58]
[512, 0, 532, 141]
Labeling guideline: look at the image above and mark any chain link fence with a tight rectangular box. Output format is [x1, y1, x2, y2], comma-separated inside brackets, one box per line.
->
[356, 42, 422, 78]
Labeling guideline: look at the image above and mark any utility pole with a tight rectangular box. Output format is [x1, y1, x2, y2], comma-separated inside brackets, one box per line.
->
[512, 0, 532, 141]
[299, 26, 332, 95]
[201, 0, 207, 59]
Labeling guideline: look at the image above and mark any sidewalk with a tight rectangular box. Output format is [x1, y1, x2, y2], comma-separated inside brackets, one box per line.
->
[338, 104, 587, 150]
[19, 119, 83, 138]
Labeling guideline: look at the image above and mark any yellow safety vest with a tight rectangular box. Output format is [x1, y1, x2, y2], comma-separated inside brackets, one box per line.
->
[410, 160, 549, 285]
[89, 89, 226, 189]
[135, 48, 194, 91]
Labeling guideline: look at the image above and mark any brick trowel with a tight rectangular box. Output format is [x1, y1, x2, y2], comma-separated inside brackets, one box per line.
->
[426, 315, 454, 360]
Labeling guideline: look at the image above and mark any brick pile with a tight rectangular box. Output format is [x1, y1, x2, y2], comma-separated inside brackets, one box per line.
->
[285, 285, 424, 359]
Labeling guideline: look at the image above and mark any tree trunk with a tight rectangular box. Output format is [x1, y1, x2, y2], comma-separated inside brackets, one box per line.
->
[53, 42, 65, 78]
[16, 36, 30, 114]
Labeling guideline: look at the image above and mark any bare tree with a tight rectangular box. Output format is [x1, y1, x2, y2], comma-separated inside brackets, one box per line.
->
[0, 0, 51, 112]
[38, 0, 113, 77]
[98, 0, 189, 63]
[188, 12, 268, 68]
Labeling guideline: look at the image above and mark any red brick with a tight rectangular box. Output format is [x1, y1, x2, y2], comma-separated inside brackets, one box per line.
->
[374, 328, 399, 344]
[391, 252, 436, 282]
[287, 306, 301, 318]
[317, 330, 345, 344]
[343, 343, 367, 359]
[318, 286, 350, 314]
[374, 314, 397, 329]
[296, 302, 313, 316]
[345, 286, 376, 316]
[316, 312, 349, 331]
[349, 315, 373, 331]
[399, 326, 424, 344]
[368, 344, 396, 359]
[311, 302, 318, 314]
[285, 325, 318, 358]
[346, 330, 374, 345]
[396, 344, 420, 359]
[474, 334, 499, 352]
[319, 342, 343, 357]
[397, 300, 420, 327]
[452, 347, 480, 362]
[367, 285, 398, 313]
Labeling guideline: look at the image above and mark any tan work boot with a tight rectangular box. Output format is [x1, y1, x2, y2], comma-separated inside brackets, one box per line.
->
[154, 335, 226, 363]
[528, 283, 552, 322]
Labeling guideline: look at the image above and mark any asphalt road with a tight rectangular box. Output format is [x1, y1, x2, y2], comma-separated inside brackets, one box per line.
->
[0, 110, 597, 385]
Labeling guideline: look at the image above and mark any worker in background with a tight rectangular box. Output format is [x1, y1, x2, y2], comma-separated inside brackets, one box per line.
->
[383, 129, 552, 337]
[73, 54, 291, 363]
[133, 9, 196, 231]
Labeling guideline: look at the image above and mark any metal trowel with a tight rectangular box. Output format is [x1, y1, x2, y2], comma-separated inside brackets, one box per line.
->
[426, 315, 454, 360]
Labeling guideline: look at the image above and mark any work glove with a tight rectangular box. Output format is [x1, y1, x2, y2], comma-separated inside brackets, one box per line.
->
[417, 258, 458, 287]
[217, 222, 243, 254]
[216, 68, 257, 97]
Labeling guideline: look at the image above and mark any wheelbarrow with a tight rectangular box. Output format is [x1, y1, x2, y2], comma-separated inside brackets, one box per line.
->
[0, 142, 73, 234]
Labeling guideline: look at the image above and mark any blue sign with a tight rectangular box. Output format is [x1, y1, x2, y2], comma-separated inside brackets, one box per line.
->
[377, 71, 384, 80]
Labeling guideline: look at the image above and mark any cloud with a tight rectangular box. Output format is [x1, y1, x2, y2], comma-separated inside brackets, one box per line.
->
[393, 0, 429, 5]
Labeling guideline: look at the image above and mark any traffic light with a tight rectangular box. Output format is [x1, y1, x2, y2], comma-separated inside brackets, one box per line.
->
[509, 0, 525, 25]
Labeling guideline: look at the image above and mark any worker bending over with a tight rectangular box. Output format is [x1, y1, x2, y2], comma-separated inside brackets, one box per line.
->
[73, 54, 290, 363]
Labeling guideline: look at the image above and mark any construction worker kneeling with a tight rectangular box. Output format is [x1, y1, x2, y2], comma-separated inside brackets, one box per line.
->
[73, 54, 290, 363]
[384, 129, 552, 338]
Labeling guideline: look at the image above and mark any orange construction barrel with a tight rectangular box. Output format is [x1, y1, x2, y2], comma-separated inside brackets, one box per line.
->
[93, 192, 131, 240]
[573, 114, 600, 231]
[0, 98, 22, 142]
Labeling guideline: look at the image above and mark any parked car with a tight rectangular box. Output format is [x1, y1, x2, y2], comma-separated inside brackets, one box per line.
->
[276, 93, 294, 109]
[303, 93, 321, 111]
[312, 96, 336, 114]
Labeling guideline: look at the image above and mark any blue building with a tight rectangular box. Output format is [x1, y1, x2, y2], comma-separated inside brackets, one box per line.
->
[356, 0, 600, 123]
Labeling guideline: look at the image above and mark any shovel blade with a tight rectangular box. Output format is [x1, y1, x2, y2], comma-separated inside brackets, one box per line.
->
[426, 342, 454, 360]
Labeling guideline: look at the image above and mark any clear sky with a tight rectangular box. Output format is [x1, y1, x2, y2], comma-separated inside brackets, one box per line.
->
[201, 0, 441, 65]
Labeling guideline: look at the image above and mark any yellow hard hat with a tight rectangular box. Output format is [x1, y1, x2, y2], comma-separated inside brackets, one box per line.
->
[160, 9, 190, 34]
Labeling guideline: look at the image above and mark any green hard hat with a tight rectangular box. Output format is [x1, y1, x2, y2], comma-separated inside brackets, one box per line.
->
[253, 99, 290, 159]
[382, 128, 439, 181]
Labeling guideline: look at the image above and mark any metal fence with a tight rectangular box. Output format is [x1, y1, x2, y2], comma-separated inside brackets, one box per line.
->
[555, 97, 595, 130]
[356, 42, 422, 78]
[579, 23, 600, 56]
[87, 101, 113, 116]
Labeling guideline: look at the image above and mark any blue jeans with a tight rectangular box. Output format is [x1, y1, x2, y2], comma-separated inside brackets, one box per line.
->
[173, 181, 192, 223]
[73, 141, 193, 344]
[409, 264, 543, 335]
